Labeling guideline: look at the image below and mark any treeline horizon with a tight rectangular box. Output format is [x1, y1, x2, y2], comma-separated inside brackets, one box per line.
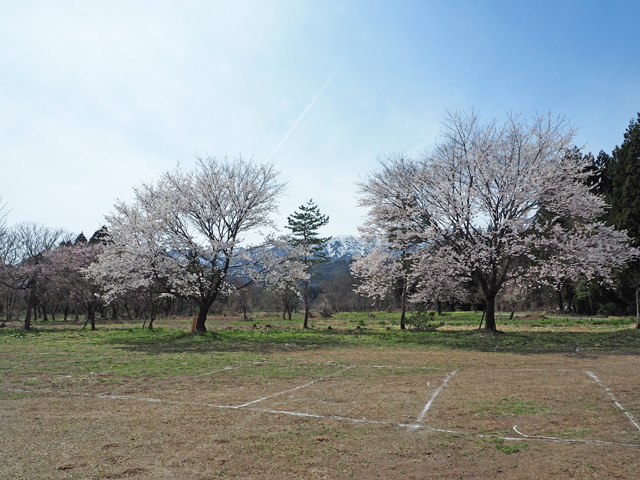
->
[1, 112, 639, 330]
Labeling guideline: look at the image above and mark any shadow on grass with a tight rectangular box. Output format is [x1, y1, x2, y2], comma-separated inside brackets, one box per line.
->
[87, 326, 640, 356]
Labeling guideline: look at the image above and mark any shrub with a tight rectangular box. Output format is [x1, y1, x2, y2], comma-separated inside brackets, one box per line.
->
[406, 308, 443, 332]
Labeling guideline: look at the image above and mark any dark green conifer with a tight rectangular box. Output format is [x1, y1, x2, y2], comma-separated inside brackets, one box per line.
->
[74, 232, 88, 244]
[286, 199, 331, 328]
[607, 113, 640, 245]
[597, 113, 640, 327]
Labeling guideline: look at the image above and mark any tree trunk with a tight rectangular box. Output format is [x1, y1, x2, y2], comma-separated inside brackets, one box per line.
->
[484, 293, 497, 331]
[193, 299, 214, 333]
[565, 285, 575, 313]
[82, 303, 96, 330]
[24, 304, 32, 330]
[88, 303, 96, 330]
[399, 277, 407, 330]
[437, 300, 442, 316]
[636, 288, 640, 330]
[303, 280, 310, 329]
[556, 290, 564, 312]
[24, 289, 37, 330]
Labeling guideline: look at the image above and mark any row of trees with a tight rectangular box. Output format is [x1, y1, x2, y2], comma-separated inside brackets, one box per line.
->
[0, 221, 104, 330]
[0, 158, 333, 332]
[1, 112, 639, 331]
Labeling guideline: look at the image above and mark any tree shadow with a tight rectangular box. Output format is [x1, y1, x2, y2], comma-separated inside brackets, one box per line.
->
[92, 326, 640, 357]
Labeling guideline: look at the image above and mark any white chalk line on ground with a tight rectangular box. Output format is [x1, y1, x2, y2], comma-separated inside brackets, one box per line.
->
[234, 366, 354, 408]
[412, 369, 458, 427]
[5, 385, 640, 448]
[496, 368, 574, 372]
[585, 370, 640, 432]
[512, 425, 640, 448]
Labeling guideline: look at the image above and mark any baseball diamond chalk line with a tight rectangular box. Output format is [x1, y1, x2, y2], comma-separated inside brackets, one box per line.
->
[413, 369, 459, 426]
[585, 370, 640, 432]
[512, 425, 640, 448]
[5, 386, 638, 448]
[234, 366, 354, 408]
[4, 365, 640, 449]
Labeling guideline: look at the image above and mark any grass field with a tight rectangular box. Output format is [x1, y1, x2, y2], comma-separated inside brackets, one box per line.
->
[1, 312, 640, 479]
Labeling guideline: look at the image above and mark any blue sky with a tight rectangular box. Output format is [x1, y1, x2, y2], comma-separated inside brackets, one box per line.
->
[1, 0, 639, 241]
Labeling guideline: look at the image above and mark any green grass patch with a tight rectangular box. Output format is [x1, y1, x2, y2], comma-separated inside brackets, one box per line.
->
[493, 438, 527, 454]
[1, 312, 639, 392]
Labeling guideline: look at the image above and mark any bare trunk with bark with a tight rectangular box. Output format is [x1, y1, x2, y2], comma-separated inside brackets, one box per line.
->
[636, 288, 640, 330]
[399, 277, 407, 330]
[303, 280, 310, 329]
[483, 292, 497, 331]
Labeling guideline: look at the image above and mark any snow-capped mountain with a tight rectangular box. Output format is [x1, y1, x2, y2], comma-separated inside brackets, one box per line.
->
[322, 235, 374, 260]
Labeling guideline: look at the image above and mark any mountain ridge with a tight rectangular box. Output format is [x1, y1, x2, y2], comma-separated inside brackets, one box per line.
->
[322, 234, 374, 260]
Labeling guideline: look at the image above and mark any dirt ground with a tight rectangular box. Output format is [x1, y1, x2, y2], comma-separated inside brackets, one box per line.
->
[2, 348, 640, 479]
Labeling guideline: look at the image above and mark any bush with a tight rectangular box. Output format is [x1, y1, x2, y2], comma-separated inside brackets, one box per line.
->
[406, 308, 443, 332]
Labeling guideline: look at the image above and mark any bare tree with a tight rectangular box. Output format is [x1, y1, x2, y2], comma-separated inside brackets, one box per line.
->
[2, 223, 65, 329]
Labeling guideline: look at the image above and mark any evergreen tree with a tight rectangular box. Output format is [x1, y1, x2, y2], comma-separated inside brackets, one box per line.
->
[89, 226, 109, 245]
[74, 232, 88, 244]
[286, 199, 331, 328]
[607, 113, 640, 245]
[598, 113, 640, 326]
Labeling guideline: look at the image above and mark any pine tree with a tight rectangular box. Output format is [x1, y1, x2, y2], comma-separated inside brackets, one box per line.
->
[89, 226, 109, 245]
[598, 113, 640, 326]
[286, 199, 331, 328]
[608, 113, 640, 245]
[74, 232, 88, 244]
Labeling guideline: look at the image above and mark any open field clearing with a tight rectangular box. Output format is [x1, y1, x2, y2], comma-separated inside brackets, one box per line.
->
[2, 313, 640, 479]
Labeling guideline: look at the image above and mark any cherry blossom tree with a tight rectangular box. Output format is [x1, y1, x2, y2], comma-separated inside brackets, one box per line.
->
[0, 198, 17, 320]
[42, 242, 103, 329]
[350, 245, 399, 303]
[409, 252, 472, 314]
[0, 223, 66, 329]
[358, 111, 637, 331]
[259, 237, 309, 320]
[355, 156, 431, 327]
[86, 156, 307, 332]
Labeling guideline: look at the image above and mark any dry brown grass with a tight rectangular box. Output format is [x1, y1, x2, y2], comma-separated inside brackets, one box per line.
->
[2, 344, 640, 479]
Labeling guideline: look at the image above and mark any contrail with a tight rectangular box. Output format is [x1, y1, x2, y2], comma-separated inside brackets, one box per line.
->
[266, 67, 340, 162]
